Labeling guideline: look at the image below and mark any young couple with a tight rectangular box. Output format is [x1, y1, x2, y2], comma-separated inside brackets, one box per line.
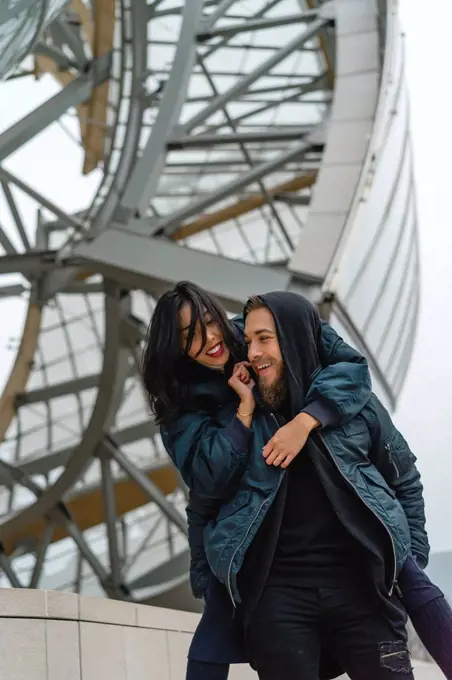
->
[142, 281, 452, 680]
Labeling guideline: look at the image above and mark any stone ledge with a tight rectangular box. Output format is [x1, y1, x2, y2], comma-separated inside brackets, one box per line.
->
[0, 589, 199, 633]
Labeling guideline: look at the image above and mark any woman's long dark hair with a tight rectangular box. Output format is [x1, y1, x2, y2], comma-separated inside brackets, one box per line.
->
[141, 281, 240, 424]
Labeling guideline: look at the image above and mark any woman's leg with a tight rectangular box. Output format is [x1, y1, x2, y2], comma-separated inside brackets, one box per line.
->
[398, 556, 452, 678]
[410, 598, 452, 678]
[186, 660, 229, 680]
[186, 578, 246, 679]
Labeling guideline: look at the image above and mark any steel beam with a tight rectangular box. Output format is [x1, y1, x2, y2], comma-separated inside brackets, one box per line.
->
[15, 373, 100, 406]
[152, 0, 222, 20]
[0, 552, 22, 588]
[0, 223, 17, 254]
[113, 420, 160, 448]
[124, 515, 164, 574]
[105, 440, 188, 535]
[16, 450, 72, 479]
[99, 452, 122, 587]
[17, 419, 160, 478]
[180, 18, 329, 134]
[199, 0, 237, 33]
[0, 52, 111, 162]
[198, 11, 319, 41]
[35, 207, 47, 250]
[1, 181, 31, 250]
[167, 128, 311, 149]
[120, 0, 204, 216]
[88, 0, 147, 233]
[274, 193, 311, 206]
[152, 130, 317, 236]
[67, 0, 93, 44]
[153, 41, 318, 57]
[73, 226, 318, 312]
[40, 210, 87, 232]
[148, 0, 167, 15]
[0, 251, 56, 276]
[148, 66, 319, 80]
[0, 301, 42, 454]
[61, 281, 105, 294]
[54, 515, 120, 599]
[0, 168, 85, 232]
[33, 42, 75, 71]
[29, 524, 54, 589]
[165, 158, 309, 169]
[128, 550, 190, 590]
[52, 17, 89, 69]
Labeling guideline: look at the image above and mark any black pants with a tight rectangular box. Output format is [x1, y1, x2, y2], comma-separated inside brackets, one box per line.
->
[247, 582, 413, 680]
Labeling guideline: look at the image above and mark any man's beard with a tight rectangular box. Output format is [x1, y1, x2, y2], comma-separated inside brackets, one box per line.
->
[259, 371, 287, 411]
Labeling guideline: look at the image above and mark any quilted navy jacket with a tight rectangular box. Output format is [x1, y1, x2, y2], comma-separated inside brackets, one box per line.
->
[162, 317, 427, 601]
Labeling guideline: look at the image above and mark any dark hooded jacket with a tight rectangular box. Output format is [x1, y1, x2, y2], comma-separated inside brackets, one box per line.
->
[164, 293, 428, 602]
[162, 293, 428, 676]
[162, 308, 375, 598]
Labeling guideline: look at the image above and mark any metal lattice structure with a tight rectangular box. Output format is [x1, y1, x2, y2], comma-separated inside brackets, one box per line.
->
[0, 0, 419, 609]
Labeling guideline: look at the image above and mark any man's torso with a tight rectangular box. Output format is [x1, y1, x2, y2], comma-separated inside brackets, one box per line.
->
[267, 449, 365, 587]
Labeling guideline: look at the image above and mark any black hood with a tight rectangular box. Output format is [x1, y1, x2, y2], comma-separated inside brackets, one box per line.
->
[251, 292, 322, 417]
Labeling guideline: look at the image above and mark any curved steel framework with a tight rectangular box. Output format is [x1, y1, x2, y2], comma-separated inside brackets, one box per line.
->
[0, 0, 419, 608]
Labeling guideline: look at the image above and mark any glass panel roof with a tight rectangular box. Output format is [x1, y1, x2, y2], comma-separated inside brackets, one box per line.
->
[0, 0, 334, 595]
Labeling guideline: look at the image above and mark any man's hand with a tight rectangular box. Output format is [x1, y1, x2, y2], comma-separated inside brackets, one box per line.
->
[262, 413, 319, 467]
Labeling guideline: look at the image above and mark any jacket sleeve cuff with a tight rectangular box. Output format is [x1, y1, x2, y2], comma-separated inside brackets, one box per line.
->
[302, 400, 340, 429]
[222, 416, 252, 452]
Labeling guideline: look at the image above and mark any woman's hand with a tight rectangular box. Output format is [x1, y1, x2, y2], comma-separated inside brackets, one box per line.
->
[233, 361, 255, 386]
[228, 361, 255, 400]
[228, 362, 256, 425]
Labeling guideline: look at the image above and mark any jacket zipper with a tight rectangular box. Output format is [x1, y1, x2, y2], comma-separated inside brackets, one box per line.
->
[226, 413, 281, 607]
[226, 496, 271, 607]
[385, 442, 400, 479]
[318, 432, 398, 596]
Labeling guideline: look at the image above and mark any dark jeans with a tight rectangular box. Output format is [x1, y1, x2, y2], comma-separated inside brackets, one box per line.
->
[247, 582, 413, 680]
[186, 559, 452, 679]
[186, 660, 229, 680]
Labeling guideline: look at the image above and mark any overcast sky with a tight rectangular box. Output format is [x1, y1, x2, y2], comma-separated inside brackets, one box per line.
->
[393, 0, 452, 553]
[0, 2, 450, 553]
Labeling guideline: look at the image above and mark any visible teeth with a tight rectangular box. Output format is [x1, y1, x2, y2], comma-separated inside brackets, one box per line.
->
[207, 343, 221, 355]
[258, 363, 271, 370]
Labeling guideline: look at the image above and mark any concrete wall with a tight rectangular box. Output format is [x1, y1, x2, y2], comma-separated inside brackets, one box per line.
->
[0, 588, 255, 680]
[0, 588, 441, 679]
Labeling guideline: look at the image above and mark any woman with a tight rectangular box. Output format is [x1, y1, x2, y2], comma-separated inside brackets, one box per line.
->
[141, 282, 452, 679]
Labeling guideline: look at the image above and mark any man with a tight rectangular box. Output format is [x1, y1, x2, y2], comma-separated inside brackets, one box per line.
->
[156, 283, 376, 680]
[237, 292, 428, 679]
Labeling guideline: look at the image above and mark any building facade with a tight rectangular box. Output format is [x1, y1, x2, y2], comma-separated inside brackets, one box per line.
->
[0, 0, 422, 609]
